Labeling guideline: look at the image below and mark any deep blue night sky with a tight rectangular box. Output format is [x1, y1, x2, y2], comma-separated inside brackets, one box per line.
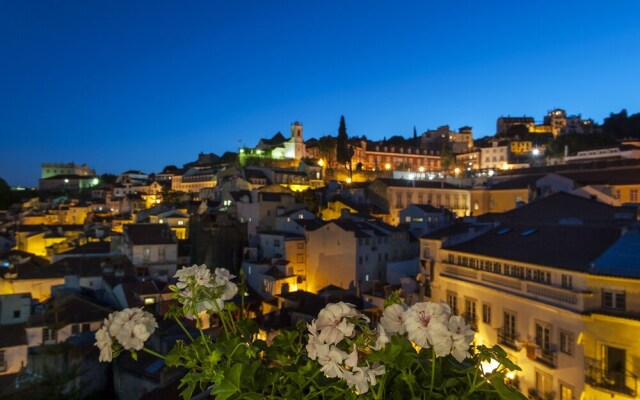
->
[1, 1, 639, 186]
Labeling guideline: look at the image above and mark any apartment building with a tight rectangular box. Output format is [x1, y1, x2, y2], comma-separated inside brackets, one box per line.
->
[423, 193, 640, 399]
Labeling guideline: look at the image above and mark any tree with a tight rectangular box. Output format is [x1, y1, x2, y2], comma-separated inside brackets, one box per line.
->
[336, 116, 354, 178]
[440, 142, 455, 171]
[0, 177, 11, 209]
[100, 173, 117, 185]
[317, 135, 337, 169]
[413, 126, 418, 146]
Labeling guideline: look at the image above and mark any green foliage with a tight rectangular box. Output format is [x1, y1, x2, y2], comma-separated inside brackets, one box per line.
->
[546, 133, 617, 157]
[336, 116, 351, 166]
[0, 177, 11, 209]
[318, 135, 337, 168]
[602, 109, 640, 139]
[112, 267, 526, 400]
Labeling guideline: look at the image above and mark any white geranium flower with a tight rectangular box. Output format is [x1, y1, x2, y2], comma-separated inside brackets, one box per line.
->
[345, 345, 359, 368]
[429, 321, 453, 357]
[214, 267, 235, 282]
[448, 316, 475, 362]
[175, 264, 213, 289]
[380, 303, 407, 335]
[318, 345, 348, 378]
[306, 320, 329, 360]
[371, 323, 390, 351]
[345, 362, 386, 394]
[344, 368, 369, 394]
[403, 302, 451, 349]
[316, 302, 357, 344]
[219, 280, 238, 301]
[108, 308, 158, 351]
[95, 325, 113, 362]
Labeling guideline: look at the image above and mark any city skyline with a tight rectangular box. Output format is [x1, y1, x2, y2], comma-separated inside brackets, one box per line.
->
[2, 0, 640, 186]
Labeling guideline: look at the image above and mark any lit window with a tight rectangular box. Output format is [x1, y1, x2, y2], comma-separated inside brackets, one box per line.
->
[178, 220, 184, 225]
[144, 297, 155, 305]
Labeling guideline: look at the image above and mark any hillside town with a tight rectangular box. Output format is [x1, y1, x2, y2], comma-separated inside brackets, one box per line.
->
[1, 108, 640, 399]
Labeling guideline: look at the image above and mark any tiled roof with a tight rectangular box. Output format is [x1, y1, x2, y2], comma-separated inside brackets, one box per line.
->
[124, 224, 177, 245]
[447, 224, 621, 272]
[0, 323, 27, 348]
[27, 294, 112, 327]
[373, 178, 461, 190]
[479, 192, 636, 226]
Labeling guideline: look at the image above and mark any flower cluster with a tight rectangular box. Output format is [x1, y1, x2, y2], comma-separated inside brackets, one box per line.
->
[382, 300, 475, 362]
[95, 308, 158, 362]
[306, 302, 386, 394]
[171, 264, 238, 319]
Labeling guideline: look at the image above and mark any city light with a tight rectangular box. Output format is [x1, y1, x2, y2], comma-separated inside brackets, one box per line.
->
[346, 177, 352, 184]
[532, 148, 540, 156]
[318, 159, 324, 167]
[454, 168, 460, 175]
[385, 163, 391, 170]
[488, 169, 495, 177]
[418, 166, 425, 172]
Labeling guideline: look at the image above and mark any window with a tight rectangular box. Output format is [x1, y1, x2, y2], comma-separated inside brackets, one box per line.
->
[274, 239, 281, 247]
[72, 324, 80, 335]
[143, 248, 151, 263]
[465, 299, 477, 328]
[603, 289, 625, 310]
[423, 247, 430, 259]
[535, 322, 551, 352]
[13, 310, 20, 319]
[297, 242, 304, 250]
[0, 350, 5, 372]
[604, 345, 627, 388]
[43, 327, 57, 344]
[482, 304, 491, 325]
[631, 190, 638, 202]
[561, 274, 572, 289]
[359, 256, 363, 265]
[158, 247, 166, 263]
[559, 383, 573, 400]
[560, 330, 574, 355]
[82, 323, 90, 332]
[178, 220, 184, 225]
[535, 371, 553, 396]
[503, 311, 516, 340]
[447, 292, 458, 315]
[296, 254, 303, 263]
[144, 297, 155, 305]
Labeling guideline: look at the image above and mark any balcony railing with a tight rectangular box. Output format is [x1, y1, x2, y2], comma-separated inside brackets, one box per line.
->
[497, 328, 521, 350]
[585, 357, 637, 397]
[526, 344, 557, 368]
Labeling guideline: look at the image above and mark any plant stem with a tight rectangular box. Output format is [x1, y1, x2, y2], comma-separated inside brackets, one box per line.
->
[429, 350, 436, 399]
[173, 315, 194, 342]
[227, 342, 246, 366]
[142, 347, 166, 360]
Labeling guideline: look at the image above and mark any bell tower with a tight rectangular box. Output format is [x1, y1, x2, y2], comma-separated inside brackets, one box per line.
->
[290, 121, 305, 160]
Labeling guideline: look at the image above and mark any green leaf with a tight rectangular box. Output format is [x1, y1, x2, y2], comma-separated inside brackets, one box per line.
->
[130, 350, 137, 361]
[489, 375, 528, 400]
[210, 364, 243, 400]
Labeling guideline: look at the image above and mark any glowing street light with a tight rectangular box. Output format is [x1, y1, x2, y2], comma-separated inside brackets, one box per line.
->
[384, 163, 391, 170]
[418, 166, 425, 172]
[454, 168, 460, 175]
[346, 177, 352, 184]
[532, 148, 540, 156]
[318, 159, 324, 167]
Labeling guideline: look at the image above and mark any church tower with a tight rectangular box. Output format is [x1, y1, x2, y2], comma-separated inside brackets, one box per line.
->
[290, 121, 305, 160]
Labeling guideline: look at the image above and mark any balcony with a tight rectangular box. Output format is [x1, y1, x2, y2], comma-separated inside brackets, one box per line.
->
[497, 328, 521, 351]
[525, 344, 557, 368]
[585, 357, 637, 397]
